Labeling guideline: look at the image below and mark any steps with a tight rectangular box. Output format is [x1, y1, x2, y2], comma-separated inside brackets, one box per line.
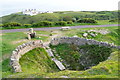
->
[52, 58, 65, 70]
[45, 46, 65, 70]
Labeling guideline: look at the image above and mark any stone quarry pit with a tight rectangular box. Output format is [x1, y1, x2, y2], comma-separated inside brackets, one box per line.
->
[50, 37, 119, 71]
[10, 37, 120, 72]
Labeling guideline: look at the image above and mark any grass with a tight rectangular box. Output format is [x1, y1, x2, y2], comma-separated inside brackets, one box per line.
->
[1, 31, 51, 78]
[50, 44, 112, 71]
[44, 49, 119, 78]
[1, 31, 51, 58]
[97, 20, 118, 25]
[2, 11, 118, 25]
[2, 48, 59, 78]
[62, 26, 119, 45]
[1, 25, 119, 78]
[3, 48, 119, 78]
[1, 32, 27, 58]
[19, 48, 59, 73]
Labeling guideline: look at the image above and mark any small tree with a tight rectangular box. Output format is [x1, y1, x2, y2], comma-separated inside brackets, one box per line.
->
[32, 21, 53, 27]
[3, 22, 22, 27]
[0, 24, 3, 27]
[63, 16, 73, 21]
[109, 19, 118, 22]
[77, 18, 97, 23]
[67, 21, 73, 24]
[72, 18, 77, 22]
[55, 21, 67, 26]
[23, 24, 32, 27]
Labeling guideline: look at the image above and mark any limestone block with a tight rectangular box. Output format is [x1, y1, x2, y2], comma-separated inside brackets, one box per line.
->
[19, 45, 23, 49]
[83, 33, 88, 37]
[13, 65, 22, 72]
[22, 43, 26, 48]
[27, 33, 31, 40]
[15, 49, 19, 52]
[29, 28, 34, 33]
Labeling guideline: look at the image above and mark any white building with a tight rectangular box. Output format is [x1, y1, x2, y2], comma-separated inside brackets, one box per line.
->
[46, 11, 53, 13]
[22, 9, 39, 16]
[22, 9, 54, 16]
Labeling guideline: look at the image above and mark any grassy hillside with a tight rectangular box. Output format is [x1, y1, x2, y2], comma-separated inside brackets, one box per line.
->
[1, 26, 119, 78]
[0, 11, 118, 30]
[1, 11, 118, 24]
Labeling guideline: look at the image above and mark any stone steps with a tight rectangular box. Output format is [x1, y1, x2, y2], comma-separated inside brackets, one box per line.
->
[52, 58, 65, 70]
[45, 46, 66, 70]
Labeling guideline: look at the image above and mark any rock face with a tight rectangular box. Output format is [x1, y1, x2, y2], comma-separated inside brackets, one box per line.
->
[10, 40, 43, 72]
[50, 37, 120, 49]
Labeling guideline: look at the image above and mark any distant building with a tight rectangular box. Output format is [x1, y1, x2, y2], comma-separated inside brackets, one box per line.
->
[46, 11, 53, 13]
[22, 9, 53, 16]
[22, 9, 39, 16]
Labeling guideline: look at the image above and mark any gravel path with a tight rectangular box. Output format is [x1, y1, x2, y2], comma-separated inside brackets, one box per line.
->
[0, 24, 118, 33]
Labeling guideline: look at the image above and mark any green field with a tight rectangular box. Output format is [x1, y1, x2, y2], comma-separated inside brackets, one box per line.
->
[0, 11, 118, 29]
[1, 25, 119, 78]
[2, 11, 118, 24]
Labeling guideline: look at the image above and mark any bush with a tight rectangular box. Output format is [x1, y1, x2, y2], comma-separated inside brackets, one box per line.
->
[67, 21, 73, 24]
[109, 19, 118, 22]
[55, 21, 67, 26]
[63, 16, 73, 21]
[23, 24, 31, 27]
[0, 24, 3, 27]
[32, 21, 53, 27]
[3, 22, 22, 27]
[72, 18, 77, 22]
[77, 18, 97, 23]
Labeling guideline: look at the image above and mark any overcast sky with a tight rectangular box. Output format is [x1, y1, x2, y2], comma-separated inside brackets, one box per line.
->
[0, 0, 120, 17]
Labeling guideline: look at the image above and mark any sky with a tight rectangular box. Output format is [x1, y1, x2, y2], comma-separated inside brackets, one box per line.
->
[0, 0, 120, 17]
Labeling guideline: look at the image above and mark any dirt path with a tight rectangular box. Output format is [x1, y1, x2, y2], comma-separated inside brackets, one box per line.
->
[43, 31, 62, 47]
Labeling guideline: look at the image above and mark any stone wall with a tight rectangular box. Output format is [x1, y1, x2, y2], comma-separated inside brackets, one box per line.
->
[50, 37, 120, 49]
[10, 40, 43, 72]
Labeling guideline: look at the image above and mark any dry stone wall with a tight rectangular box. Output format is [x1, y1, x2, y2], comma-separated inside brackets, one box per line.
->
[50, 37, 120, 49]
[10, 40, 43, 72]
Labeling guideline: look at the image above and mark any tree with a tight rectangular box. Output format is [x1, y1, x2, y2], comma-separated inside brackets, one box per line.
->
[67, 21, 73, 24]
[0, 24, 3, 27]
[77, 18, 97, 23]
[72, 18, 77, 22]
[3, 22, 22, 27]
[32, 21, 53, 27]
[55, 21, 67, 26]
[23, 24, 31, 27]
[63, 16, 73, 21]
